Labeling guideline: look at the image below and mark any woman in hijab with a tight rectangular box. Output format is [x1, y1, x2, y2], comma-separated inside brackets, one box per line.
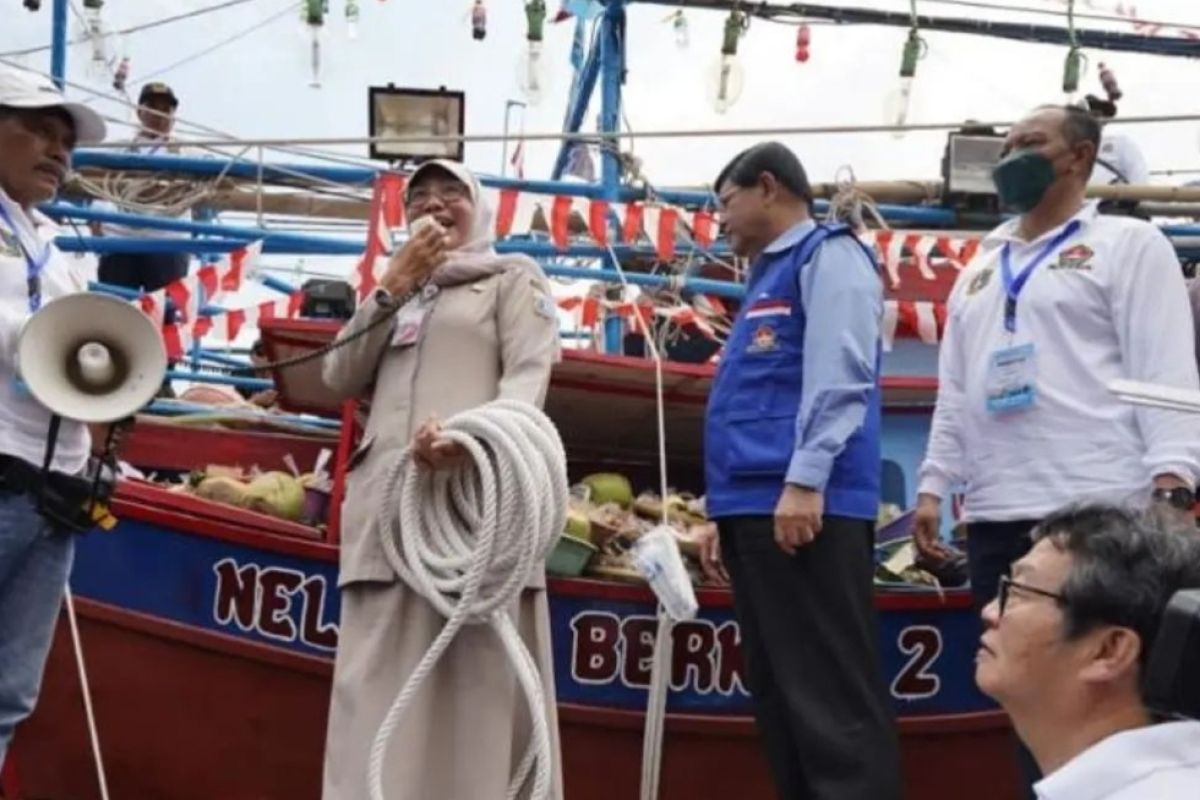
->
[321, 160, 562, 800]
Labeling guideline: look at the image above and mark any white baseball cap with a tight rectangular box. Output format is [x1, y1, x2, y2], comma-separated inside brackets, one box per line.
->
[0, 66, 106, 145]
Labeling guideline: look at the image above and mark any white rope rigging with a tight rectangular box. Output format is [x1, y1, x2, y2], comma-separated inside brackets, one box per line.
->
[369, 399, 568, 800]
[64, 586, 110, 800]
[603, 243, 693, 800]
[824, 166, 891, 232]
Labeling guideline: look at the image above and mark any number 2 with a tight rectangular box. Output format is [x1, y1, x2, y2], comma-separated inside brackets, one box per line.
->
[890, 625, 943, 700]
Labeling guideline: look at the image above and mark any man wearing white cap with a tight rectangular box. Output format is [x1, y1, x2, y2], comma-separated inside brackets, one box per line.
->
[0, 65, 106, 769]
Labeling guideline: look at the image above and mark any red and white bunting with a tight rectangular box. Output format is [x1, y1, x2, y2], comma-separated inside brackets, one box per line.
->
[120, 241, 308, 361]
[139, 241, 260, 327]
[354, 172, 405, 301]
[555, 294, 725, 342]
[156, 291, 306, 360]
[558, 293, 947, 353]
[354, 174, 987, 274]
[881, 299, 947, 351]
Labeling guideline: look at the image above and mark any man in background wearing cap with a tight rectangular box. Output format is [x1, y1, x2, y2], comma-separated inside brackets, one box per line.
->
[93, 82, 190, 302]
[0, 65, 106, 769]
[1084, 95, 1150, 190]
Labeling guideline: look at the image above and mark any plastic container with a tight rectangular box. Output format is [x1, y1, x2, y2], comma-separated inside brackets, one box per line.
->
[632, 525, 698, 621]
[302, 486, 331, 526]
[547, 534, 597, 577]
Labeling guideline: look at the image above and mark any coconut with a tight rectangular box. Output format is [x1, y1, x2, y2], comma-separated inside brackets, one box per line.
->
[194, 476, 250, 507]
[564, 507, 592, 542]
[581, 473, 634, 509]
[241, 471, 306, 521]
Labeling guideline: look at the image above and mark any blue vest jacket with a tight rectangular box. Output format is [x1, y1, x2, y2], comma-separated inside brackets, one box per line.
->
[704, 224, 882, 520]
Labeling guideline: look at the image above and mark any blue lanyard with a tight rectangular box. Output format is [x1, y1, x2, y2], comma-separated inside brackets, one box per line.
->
[0, 202, 50, 313]
[999, 220, 1081, 334]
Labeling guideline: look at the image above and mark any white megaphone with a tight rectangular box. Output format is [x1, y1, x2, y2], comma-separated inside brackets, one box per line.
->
[16, 293, 168, 424]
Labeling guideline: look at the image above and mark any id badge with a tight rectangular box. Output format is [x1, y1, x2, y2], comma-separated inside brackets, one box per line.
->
[986, 342, 1037, 414]
[390, 300, 430, 348]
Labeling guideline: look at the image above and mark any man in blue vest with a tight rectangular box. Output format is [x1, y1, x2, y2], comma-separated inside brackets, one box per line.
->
[694, 142, 901, 799]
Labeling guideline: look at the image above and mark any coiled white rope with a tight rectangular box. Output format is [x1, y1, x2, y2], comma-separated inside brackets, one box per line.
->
[368, 399, 568, 800]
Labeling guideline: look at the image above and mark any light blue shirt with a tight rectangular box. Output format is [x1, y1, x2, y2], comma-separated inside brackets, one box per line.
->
[759, 220, 882, 492]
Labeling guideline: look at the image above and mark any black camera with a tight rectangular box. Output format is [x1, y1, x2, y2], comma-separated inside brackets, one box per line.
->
[1146, 589, 1200, 720]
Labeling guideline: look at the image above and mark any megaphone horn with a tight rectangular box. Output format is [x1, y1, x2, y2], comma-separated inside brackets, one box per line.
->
[16, 293, 169, 424]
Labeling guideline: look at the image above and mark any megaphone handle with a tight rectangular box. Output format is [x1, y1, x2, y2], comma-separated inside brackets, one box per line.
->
[88, 417, 132, 502]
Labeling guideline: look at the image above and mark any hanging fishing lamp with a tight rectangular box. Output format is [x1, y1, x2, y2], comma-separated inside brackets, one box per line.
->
[885, 2, 925, 137]
[665, 10, 689, 49]
[795, 23, 811, 63]
[1062, 0, 1083, 95]
[708, 8, 748, 114]
[516, 0, 548, 105]
[472, 0, 487, 41]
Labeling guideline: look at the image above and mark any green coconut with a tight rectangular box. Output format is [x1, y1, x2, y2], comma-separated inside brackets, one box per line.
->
[241, 471, 306, 521]
[194, 476, 250, 507]
[564, 507, 593, 542]
[581, 473, 634, 509]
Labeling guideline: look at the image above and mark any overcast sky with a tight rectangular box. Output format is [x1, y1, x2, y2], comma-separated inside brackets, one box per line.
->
[5, 0, 1200, 316]
[6, 0, 1199, 187]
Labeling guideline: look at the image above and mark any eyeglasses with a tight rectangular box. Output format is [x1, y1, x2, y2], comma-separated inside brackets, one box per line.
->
[997, 575, 1067, 616]
[407, 183, 470, 208]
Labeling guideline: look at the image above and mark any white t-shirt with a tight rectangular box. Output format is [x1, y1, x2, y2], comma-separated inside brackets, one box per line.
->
[0, 188, 91, 474]
[1090, 133, 1150, 186]
[1035, 720, 1200, 799]
[918, 201, 1200, 521]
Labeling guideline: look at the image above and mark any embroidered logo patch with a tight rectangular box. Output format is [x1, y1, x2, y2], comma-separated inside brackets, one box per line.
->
[966, 268, 993, 296]
[0, 228, 20, 258]
[747, 324, 779, 353]
[534, 293, 556, 320]
[1051, 244, 1094, 271]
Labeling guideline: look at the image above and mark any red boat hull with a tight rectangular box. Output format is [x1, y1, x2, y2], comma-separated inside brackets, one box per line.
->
[10, 596, 1021, 800]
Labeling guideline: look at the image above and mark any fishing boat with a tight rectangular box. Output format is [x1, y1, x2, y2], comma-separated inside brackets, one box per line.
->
[7, 2, 1200, 799]
[6, 284, 1027, 800]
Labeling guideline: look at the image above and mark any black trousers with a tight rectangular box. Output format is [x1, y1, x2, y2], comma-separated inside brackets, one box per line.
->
[718, 515, 902, 800]
[966, 519, 1042, 799]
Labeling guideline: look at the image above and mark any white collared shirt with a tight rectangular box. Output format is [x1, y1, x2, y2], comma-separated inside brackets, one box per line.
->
[0, 187, 91, 474]
[1035, 720, 1200, 800]
[918, 201, 1200, 521]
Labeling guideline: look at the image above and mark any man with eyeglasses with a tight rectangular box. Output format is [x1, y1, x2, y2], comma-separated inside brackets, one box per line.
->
[915, 104, 1200, 793]
[0, 65, 106, 769]
[692, 142, 901, 800]
[976, 503, 1200, 799]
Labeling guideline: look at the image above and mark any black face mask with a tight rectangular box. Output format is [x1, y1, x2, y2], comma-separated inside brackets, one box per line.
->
[992, 149, 1059, 213]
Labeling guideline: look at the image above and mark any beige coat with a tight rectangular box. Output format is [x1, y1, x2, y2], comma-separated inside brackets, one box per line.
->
[319, 236, 563, 799]
[322, 266, 559, 587]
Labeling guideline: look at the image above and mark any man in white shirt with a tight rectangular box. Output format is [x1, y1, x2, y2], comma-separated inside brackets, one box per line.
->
[975, 503, 1200, 799]
[94, 82, 189, 298]
[912, 104, 1200, 790]
[0, 65, 106, 769]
